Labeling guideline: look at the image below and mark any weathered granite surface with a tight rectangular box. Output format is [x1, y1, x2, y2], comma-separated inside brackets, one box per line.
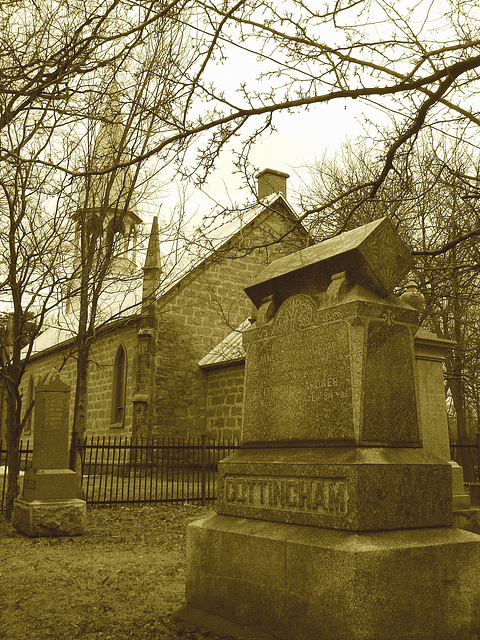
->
[22, 468, 78, 501]
[242, 293, 422, 447]
[184, 218, 480, 640]
[222, 226, 453, 533]
[186, 514, 480, 640]
[244, 217, 414, 305]
[32, 368, 71, 469]
[216, 447, 452, 531]
[414, 327, 471, 510]
[11, 498, 86, 537]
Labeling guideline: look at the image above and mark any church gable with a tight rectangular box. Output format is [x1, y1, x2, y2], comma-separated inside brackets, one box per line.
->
[151, 189, 308, 437]
[18, 168, 308, 440]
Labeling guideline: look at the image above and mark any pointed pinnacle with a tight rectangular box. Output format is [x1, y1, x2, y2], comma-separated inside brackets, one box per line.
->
[144, 216, 161, 271]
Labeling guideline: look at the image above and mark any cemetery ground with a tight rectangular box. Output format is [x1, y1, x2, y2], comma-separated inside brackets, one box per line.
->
[0, 504, 228, 640]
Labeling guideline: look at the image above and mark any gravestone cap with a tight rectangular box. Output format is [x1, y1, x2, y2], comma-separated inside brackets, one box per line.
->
[245, 217, 413, 307]
[36, 367, 71, 393]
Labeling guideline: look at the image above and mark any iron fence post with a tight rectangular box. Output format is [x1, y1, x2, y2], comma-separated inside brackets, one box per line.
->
[477, 432, 480, 483]
[201, 433, 207, 506]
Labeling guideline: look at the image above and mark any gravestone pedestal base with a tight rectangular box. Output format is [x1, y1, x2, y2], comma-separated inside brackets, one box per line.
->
[450, 461, 471, 509]
[453, 508, 480, 534]
[185, 514, 480, 640]
[11, 498, 86, 537]
[216, 447, 453, 531]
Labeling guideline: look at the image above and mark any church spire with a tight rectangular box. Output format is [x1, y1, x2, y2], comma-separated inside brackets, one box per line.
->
[134, 216, 161, 437]
[68, 80, 143, 315]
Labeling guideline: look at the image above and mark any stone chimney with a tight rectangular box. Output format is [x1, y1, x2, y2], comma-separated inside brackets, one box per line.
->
[256, 168, 289, 200]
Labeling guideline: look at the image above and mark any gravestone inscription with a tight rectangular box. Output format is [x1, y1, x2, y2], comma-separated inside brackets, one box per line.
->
[244, 295, 354, 443]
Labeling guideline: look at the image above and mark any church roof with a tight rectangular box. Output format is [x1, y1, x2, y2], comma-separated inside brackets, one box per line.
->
[26, 284, 142, 357]
[198, 320, 249, 368]
[28, 323, 76, 356]
[161, 191, 298, 297]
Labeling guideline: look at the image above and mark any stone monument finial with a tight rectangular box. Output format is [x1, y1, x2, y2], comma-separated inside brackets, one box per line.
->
[401, 280, 425, 312]
[244, 217, 413, 307]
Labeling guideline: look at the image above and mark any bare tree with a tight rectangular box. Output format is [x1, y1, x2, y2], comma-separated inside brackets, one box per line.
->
[0, 139, 75, 519]
[4, 1, 480, 253]
[0, 0, 195, 514]
[4, 0, 480, 514]
[298, 136, 480, 438]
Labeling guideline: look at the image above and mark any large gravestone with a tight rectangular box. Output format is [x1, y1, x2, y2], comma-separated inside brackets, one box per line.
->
[12, 368, 86, 536]
[182, 218, 480, 640]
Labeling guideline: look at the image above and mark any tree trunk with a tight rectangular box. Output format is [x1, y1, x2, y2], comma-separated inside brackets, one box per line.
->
[72, 342, 89, 499]
[72, 343, 89, 441]
[5, 390, 21, 521]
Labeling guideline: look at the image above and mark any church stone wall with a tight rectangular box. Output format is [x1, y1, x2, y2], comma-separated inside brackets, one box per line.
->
[204, 363, 244, 440]
[20, 324, 138, 438]
[86, 326, 138, 435]
[154, 256, 258, 436]
[153, 205, 306, 438]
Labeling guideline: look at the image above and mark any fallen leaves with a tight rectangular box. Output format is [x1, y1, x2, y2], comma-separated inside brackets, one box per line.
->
[0, 505, 218, 640]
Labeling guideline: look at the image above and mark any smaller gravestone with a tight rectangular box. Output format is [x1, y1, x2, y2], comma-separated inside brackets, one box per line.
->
[12, 368, 86, 536]
[414, 327, 471, 510]
[401, 281, 471, 510]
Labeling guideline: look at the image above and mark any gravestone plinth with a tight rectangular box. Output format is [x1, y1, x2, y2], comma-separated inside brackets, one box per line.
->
[12, 368, 86, 537]
[183, 218, 480, 640]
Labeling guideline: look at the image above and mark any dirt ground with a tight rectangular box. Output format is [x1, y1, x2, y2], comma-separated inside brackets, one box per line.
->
[0, 504, 229, 640]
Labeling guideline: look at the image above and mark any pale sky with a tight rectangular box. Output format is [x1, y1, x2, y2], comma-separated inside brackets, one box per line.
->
[157, 97, 376, 225]
[150, 0, 460, 226]
[153, 6, 389, 225]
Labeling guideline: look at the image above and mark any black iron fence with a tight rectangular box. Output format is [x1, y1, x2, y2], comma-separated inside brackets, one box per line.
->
[450, 435, 480, 484]
[0, 435, 239, 512]
[3, 434, 476, 512]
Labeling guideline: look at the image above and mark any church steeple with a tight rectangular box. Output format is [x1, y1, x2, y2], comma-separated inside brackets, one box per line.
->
[67, 80, 143, 315]
[77, 79, 142, 272]
[82, 79, 140, 219]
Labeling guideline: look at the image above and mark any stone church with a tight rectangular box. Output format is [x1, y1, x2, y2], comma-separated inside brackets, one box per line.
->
[11, 88, 309, 440]
[17, 169, 307, 441]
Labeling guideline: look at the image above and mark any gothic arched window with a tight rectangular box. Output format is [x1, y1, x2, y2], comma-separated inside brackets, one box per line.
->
[112, 345, 127, 426]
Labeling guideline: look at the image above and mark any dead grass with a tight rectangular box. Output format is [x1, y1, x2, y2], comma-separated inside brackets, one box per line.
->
[0, 504, 226, 640]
